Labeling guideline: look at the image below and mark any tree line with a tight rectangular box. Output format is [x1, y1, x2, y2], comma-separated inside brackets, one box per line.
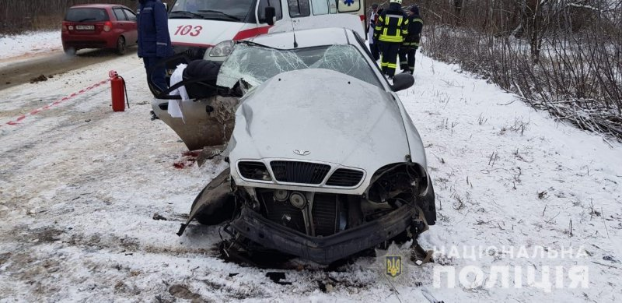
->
[0, 0, 172, 35]
[375, 0, 621, 139]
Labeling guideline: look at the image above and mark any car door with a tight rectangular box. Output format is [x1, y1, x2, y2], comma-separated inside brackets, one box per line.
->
[122, 8, 138, 45]
[112, 7, 129, 37]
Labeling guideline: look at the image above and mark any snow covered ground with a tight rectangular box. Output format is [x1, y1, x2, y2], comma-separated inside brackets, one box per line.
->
[0, 30, 62, 60]
[0, 31, 63, 66]
[0, 37, 621, 302]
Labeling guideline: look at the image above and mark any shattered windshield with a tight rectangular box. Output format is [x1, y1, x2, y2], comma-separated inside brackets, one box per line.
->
[217, 44, 382, 89]
[170, 0, 253, 21]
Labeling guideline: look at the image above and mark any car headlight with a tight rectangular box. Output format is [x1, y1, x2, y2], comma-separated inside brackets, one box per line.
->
[209, 40, 235, 57]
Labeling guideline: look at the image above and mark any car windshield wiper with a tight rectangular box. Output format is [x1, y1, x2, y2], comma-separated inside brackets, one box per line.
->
[169, 10, 206, 19]
[237, 40, 280, 50]
[77, 18, 96, 22]
[197, 10, 241, 21]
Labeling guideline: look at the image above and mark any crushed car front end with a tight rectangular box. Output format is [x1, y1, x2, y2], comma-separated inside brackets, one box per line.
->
[226, 68, 435, 264]
[174, 28, 436, 265]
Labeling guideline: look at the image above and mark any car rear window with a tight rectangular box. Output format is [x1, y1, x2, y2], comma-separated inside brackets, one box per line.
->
[65, 8, 110, 22]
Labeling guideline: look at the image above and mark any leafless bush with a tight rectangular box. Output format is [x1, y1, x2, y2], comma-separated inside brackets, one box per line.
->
[416, 0, 622, 139]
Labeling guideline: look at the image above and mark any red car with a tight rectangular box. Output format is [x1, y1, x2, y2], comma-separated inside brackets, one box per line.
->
[61, 4, 138, 55]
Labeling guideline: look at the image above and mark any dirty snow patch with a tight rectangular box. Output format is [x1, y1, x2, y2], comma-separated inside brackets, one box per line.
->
[0, 31, 62, 60]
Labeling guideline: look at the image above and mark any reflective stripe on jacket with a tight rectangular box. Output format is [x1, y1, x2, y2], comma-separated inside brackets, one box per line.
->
[402, 16, 423, 47]
[373, 3, 408, 43]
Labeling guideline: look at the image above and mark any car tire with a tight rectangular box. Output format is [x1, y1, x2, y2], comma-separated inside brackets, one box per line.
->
[420, 181, 437, 225]
[190, 187, 236, 226]
[63, 46, 76, 56]
[193, 196, 236, 225]
[116, 36, 126, 55]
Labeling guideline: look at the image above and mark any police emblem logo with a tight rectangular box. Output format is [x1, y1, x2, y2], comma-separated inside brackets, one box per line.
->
[385, 255, 402, 278]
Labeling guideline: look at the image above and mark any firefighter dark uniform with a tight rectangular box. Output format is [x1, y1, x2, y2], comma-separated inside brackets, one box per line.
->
[399, 6, 423, 74]
[374, 0, 408, 78]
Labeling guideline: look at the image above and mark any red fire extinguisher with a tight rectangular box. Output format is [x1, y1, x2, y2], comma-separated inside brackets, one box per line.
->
[110, 70, 129, 112]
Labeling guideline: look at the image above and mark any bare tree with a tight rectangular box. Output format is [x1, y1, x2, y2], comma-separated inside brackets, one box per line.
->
[422, 0, 622, 139]
[0, 0, 171, 34]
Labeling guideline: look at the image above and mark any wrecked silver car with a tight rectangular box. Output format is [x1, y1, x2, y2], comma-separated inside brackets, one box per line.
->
[164, 28, 436, 264]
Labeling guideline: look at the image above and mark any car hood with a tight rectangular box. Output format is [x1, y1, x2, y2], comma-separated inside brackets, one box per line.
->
[228, 69, 411, 172]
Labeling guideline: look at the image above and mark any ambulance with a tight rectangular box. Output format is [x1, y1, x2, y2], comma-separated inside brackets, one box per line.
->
[167, 0, 367, 61]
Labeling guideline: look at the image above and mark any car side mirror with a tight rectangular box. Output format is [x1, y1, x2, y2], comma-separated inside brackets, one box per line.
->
[391, 73, 414, 92]
[264, 7, 276, 25]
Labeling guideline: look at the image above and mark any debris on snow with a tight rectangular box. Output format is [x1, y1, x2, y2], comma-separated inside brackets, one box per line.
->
[29, 74, 48, 83]
[152, 213, 168, 221]
[265, 272, 292, 285]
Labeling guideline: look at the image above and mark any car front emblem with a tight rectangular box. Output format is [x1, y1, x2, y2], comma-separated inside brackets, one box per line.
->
[293, 149, 310, 156]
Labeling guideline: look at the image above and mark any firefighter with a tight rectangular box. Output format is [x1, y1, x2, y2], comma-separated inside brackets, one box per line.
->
[399, 5, 423, 74]
[374, 0, 408, 79]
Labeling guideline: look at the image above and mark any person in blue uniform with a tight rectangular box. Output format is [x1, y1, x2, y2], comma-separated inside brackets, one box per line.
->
[137, 0, 174, 95]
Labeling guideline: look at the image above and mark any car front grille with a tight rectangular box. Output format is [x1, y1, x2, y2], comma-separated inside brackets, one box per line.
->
[326, 169, 364, 187]
[270, 161, 330, 185]
[238, 161, 270, 181]
[258, 191, 345, 237]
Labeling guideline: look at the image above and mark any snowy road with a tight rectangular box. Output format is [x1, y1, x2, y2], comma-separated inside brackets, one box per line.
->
[0, 49, 621, 302]
[0, 49, 138, 91]
[0, 30, 137, 91]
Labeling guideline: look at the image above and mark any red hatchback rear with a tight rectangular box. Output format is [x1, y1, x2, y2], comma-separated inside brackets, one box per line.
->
[61, 4, 138, 55]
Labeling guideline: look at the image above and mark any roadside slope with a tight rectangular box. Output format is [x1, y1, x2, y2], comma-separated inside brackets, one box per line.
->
[402, 55, 622, 302]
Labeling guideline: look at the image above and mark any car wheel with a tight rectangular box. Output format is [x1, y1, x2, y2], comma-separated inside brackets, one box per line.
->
[189, 168, 236, 225]
[191, 188, 236, 226]
[63, 46, 76, 56]
[116, 36, 126, 55]
[194, 196, 236, 225]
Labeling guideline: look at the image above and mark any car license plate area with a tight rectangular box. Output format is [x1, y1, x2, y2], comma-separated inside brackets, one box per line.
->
[75, 25, 94, 30]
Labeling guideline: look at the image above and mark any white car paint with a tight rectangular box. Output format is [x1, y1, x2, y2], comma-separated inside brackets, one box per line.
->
[228, 69, 423, 195]
[222, 28, 428, 195]
[168, 19, 254, 48]
[167, 0, 367, 60]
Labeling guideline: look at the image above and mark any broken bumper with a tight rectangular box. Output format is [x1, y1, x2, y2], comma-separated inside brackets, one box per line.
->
[231, 205, 419, 264]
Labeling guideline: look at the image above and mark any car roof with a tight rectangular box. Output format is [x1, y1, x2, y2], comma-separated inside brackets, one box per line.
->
[247, 28, 352, 49]
[69, 4, 126, 9]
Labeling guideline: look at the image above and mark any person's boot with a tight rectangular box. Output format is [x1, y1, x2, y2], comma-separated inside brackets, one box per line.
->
[387, 69, 396, 80]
